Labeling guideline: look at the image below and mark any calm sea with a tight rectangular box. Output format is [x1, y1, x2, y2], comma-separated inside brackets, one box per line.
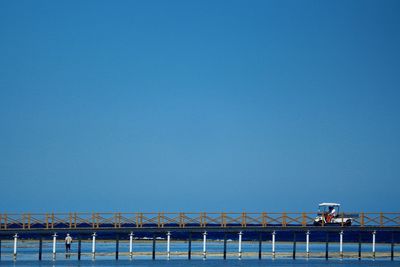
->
[0, 240, 398, 266]
[1, 260, 400, 267]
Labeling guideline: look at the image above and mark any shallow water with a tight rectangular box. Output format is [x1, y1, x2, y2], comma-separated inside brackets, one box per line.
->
[1, 259, 400, 267]
[0, 240, 398, 265]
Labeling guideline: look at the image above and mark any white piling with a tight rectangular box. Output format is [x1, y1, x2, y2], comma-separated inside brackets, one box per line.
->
[339, 231, 344, 259]
[167, 231, 171, 260]
[306, 231, 310, 258]
[238, 231, 243, 259]
[203, 231, 207, 259]
[272, 231, 276, 259]
[92, 233, 96, 260]
[13, 233, 18, 261]
[372, 231, 376, 259]
[129, 232, 134, 259]
[52, 233, 57, 260]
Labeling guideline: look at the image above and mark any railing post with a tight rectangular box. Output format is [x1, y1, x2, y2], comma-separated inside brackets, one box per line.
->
[69, 213, 72, 229]
[380, 212, 383, 227]
[282, 212, 287, 227]
[179, 213, 184, 228]
[4, 214, 7, 230]
[262, 212, 267, 227]
[74, 213, 77, 228]
[28, 214, 31, 229]
[22, 214, 25, 229]
[45, 213, 49, 229]
[51, 213, 54, 229]
[302, 213, 307, 227]
[241, 213, 246, 227]
[360, 212, 364, 227]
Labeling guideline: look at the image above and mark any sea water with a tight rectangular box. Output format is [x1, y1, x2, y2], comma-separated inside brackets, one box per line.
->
[0, 240, 398, 266]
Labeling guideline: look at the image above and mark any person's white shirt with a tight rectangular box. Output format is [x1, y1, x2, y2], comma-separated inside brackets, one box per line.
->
[330, 208, 336, 217]
[65, 235, 72, 244]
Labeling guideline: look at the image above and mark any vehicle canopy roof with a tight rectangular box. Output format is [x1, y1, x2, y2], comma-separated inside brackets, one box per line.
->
[319, 202, 340, 207]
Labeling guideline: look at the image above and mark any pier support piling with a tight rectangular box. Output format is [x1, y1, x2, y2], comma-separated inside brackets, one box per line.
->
[306, 231, 310, 258]
[78, 237, 81, 260]
[391, 232, 394, 261]
[92, 233, 96, 260]
[188, 232, 192, 260]
[325, 233, 329, 260]
[129, 232, 134, 260]
[258, 233, 262, 260]
[292, 232, 296, 260]
[52, 233, 57, 260]
[372, 231, 376, 259]
[272, 231, 276, 259]
[358, 233, 362, 260]
[152, 234, 156, 260]
[38, 237, 42, 261]
[203, 231, 207, 260]
[339, 231, 344, 259]
[115, 235, 119, 260]
[13, 234, 18, 261]
[238, 231, 243, 260]
[167, 232, 171, 260]
[223, 233, 227, 260]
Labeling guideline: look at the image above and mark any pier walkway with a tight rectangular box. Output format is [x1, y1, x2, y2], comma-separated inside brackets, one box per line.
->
[0, 212, 399, 261]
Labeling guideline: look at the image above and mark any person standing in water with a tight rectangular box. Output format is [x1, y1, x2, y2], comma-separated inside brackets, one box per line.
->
[65, 233, 72, 257]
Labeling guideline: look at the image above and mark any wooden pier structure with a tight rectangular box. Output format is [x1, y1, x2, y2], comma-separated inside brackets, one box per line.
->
[0, 212, 399, 261]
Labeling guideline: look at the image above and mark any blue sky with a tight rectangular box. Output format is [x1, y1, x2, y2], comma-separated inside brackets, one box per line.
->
[0, 1, 399, 213]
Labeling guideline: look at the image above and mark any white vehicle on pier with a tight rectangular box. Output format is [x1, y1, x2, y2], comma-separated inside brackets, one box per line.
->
[313, 203, 353, 226]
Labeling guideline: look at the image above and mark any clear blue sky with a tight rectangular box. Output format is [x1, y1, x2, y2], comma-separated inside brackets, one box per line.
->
[1, 1, 399, 213]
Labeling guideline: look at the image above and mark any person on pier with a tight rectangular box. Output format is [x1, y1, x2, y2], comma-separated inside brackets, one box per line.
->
[65, 233, 72, 257]
[327, 206, 336, 223]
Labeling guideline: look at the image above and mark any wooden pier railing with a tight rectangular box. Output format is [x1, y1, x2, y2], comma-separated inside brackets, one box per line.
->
[0, 212, 399, 230]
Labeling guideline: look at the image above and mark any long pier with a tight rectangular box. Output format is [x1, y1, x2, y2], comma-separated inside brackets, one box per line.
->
[0, 212, 399, 261]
